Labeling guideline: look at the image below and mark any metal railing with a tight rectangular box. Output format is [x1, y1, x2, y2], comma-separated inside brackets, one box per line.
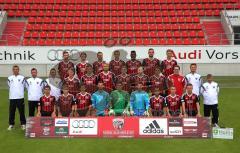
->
[0, 34, 21, 46]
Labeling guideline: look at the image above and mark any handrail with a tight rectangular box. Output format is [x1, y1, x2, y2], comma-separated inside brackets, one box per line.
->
[0, 34, 21, 46]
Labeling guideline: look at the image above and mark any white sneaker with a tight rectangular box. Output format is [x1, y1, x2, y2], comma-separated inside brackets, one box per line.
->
[214, 123, 220, 128]
[21, 125, 26, 130]
[7, 125, 14, 131]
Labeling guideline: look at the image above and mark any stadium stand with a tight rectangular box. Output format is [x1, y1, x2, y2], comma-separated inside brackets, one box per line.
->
[0, 0, 240, 46]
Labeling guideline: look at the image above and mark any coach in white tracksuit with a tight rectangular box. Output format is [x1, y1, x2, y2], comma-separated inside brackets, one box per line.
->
[201, 74, 219, 127]
[26, 68, 44, 117]
[7, 65, 26, 130]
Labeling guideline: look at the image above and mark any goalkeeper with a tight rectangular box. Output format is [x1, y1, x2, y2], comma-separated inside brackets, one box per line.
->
[109, 82, 130, 116]
[130, 82, 150, 116]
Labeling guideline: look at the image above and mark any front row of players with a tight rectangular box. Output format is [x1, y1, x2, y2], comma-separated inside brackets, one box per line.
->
[37, 82, 201, 117]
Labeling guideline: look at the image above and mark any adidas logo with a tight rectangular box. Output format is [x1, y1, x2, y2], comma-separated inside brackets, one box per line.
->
[143, 120, 164, 134]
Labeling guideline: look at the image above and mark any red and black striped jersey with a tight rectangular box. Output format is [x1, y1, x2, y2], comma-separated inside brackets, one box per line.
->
[58, 94, 75, 115]
[181, 93, 199, 112]
[115, 74, 131, 92]
[165, 94, 181, 113]
[63, 77, 80, 96]
[161, 59, 177, 77]
[76, 62, 88, 79]
[109, 60, 125, 76]
[93, 61, 105, 74]
[150, 95, 166, 111]
[142, 58, 160, 77]
[75, 92, 91, 110]
[39, 95, 56, 113]
[81, 74, 98, 94]
[149, 74, 167, 94]
[58, 61, 74, 80]
[98, 71, 115, 93]
[126, 60, 142, 76]
[131, 74, 149, 91]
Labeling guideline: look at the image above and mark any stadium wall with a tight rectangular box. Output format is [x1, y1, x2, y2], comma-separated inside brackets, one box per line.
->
[0, 46, 240, 77]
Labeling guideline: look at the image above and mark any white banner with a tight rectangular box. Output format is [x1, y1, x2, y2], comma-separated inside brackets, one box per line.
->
[0, 46, 240, 64]
[69, 118, 98, 136]
[225, 10, 240, 26]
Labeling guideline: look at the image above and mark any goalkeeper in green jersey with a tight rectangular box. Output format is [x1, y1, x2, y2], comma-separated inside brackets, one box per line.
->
[109, 82, 130, 116]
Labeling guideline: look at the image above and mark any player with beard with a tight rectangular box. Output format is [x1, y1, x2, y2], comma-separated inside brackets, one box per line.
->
[142, 48, 160, 77]
[63, 68, 80, 96]
[98, 63, 115, 93]
[126, 50, 142, 76]
[93, 52, 106, 74]
[149, 88, 167, 117]
[109, 50, 125, 76]
[76, 52, 88, 79]
[161, 49, 177, 77]
[81, 64, 98, 94]
[131, 67, 149, 92]
[115, 66, 131, 92]
[58, 51, 74, 80]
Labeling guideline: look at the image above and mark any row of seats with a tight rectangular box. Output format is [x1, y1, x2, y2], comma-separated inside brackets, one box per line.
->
[24, 31, 205, 38]
[0, 0, 236, 4]
[22, 38, 207, 46]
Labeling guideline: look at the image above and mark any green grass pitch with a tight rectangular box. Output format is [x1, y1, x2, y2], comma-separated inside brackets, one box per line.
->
[0, 77, 239, 153]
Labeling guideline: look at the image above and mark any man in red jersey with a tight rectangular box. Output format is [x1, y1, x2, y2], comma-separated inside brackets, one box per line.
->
[58, 51, 74, 80]
[142, 48, 160, 77]
[76, 52, 88, 79]
[57, 86, 76, 117]
[161, 49, 177, 77]
[181, 84, 201, 117]
[37, 86, 56, 117]
[81, 64, 98, 94]
[75, 84, 92, 116]
[63, 68, 80, 96]
[93, 52, 105, 74]
[168, 65, 186, 96]
[115, 66, 131, 92]
[126, 50, 142, 76]
[149, 67, 168, 96]
[165, 86, 182, 117]
[109, 50, 125, 76]
[149, 88, 167, 117]
[98, 63, 115, 93]
[131, 67, 149, 92]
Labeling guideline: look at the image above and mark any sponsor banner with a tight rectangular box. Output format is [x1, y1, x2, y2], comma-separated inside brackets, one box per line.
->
[55, 118, 69, 127]
[224, 10, 240, 26]
[40, 118, 54, 127]
[55, 127, 69, 136]
[0, 46, 240, 64]
[212, 127, 234, 140]
[139, 118, 168, 136]
[169, 127, 183, 135]
[168, 118, 182, 127]
[183, 118, 198, 127]
[98, 117, 138, 138]
[69, 118, 98, 136]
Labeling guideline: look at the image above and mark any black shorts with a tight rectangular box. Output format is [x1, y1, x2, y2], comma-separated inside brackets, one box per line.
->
[41, 111, 52, 117]
[151, 110, 164, 116]
[169, 110, 181, 117]
[186, 110, 197, 117]
[77, 108, 89, 117]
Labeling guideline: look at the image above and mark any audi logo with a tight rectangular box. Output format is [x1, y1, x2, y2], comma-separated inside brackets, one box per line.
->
[47, 49, 80, 61]
[72, 120, 96, 128]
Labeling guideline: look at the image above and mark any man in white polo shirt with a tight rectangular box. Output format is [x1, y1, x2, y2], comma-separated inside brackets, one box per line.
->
[26, 68, 44, 117]
[7, 65, 26, 130]
[201, 74, 220, 127]
[185, 63, 202, 96]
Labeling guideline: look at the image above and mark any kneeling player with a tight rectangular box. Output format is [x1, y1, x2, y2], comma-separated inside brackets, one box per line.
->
[130, 82, 150, 116]
[165, 86, 182, 117]
[181, 84, 201, 117]
[150, 88, 167, 116]
[57, 86, 76, 117]
[109, 82, 130, 116]
[37, 86, 56, 117]
[75, 84, 92, 116]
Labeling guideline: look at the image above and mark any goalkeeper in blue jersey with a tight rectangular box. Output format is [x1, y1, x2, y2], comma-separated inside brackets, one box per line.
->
[130, 82, 150, 116]
[91, 82, 110, 116]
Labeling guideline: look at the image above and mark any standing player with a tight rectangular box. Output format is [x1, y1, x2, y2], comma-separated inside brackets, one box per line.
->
[126, 50, 142, 76]
[93, 52, 105, 74]
[7, 65, 26, 130]
[201, 74, 220, 127]
[149, 88, 167, 116]
[165, 86, 182, 117]
[168, 65, 186, 96]
[115, 66, 131, 92]
[109, 50, 125, 76]
[98, 63, 115, 93]
[63, 68, 80, 96]
[76, 52, 88, 79]
[131, 67, 149, 91]
[161, 49, 177, 77]
[45, 68, 62, 101]
[109, 82, 130, 116]
[58, 51, 74, 80]
[57, 86, 76, 117]
[149, 67, 168, 96]
[185, 63, 202, 96]
[142, 48, 160, 77]
[91, 82, 110, 116]
[81, 64, 98, 94]
[130, 82, 150, 116]
[181, 84, 201, 117]
[37, 86, 56, 117]
[26, 68, 44, 117]
[75, 85, 92, 116]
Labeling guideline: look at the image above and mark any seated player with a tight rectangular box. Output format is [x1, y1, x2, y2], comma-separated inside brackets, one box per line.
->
[57, 86, 76, 117]
[115, 66, 131, 93]
[75, 84, 92, 117]
[130, 82, 150, 116]
[81, 64, 98, 94]
[37, 85, 56, 117]
[149, 88, 167, 117]
[165, 86, 182, 117]
[181, 84, 201, 117]
[109, 82, 130, 116]
[131, 67, 149, 92]
[91, 82, 110, 116]
[98, 63, 115, 93]
[63, 68, 80, 96]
